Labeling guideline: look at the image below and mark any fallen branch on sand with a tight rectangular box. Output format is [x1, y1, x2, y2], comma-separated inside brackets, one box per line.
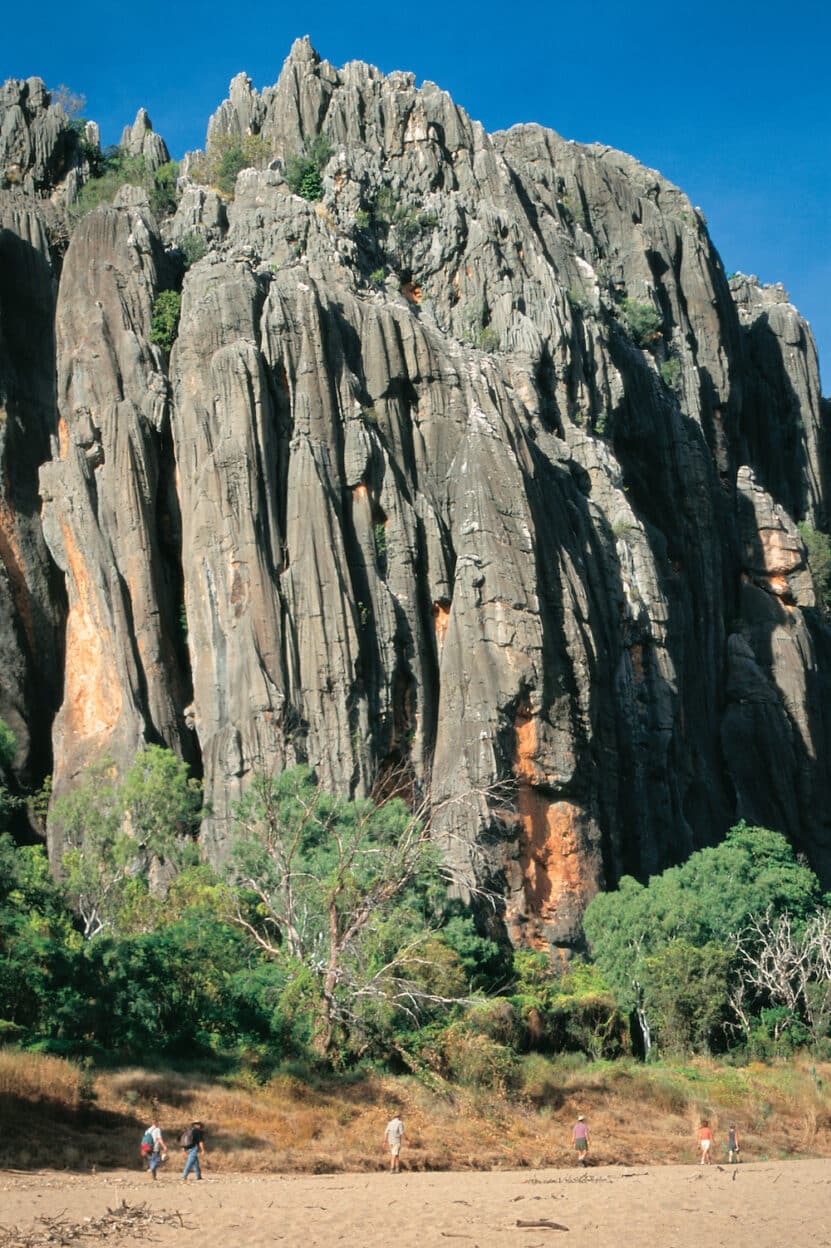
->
[0, 1199, 190, 1247]
[516, 1219, 570, 1231]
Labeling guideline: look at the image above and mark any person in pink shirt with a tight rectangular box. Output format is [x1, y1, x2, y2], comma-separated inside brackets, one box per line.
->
[572, 1115, 590, 1164]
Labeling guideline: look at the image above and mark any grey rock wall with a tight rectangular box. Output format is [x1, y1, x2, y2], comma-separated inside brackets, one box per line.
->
[1, 43, 829, 951]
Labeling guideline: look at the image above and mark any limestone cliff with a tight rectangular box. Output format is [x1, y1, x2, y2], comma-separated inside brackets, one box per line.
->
[1, 40, 829, 952]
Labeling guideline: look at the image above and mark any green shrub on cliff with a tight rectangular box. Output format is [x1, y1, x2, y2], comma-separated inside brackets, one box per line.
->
[798, 521, 831, 611]
[659, 355, 682, 391]
[149, 290, 182, 351]
[149, 160, 179, 217]
[620, 297, 663, 349]
[69, 148, 180, 223]
[189, 133, 271, 198]
[180, 231, 208, 267]
[284, 133, 333, 202]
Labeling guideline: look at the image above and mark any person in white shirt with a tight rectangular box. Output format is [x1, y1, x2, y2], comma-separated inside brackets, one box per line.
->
[147, 1120, 167, 1181]
[382, 1113, 405, 1173]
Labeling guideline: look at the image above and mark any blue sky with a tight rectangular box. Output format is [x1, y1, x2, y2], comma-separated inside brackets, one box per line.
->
[5, 0, 829, 386]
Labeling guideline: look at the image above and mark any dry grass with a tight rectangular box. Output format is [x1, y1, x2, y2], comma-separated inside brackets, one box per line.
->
[2, 1048, 831, 1175]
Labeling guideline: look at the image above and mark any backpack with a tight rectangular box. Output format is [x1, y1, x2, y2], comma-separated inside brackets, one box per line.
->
[180, 1127, 195, 1149]
[140, 1129, 154, 1157]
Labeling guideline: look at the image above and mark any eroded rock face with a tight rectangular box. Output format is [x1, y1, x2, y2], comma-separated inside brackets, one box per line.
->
[2, 43, 830, 950]
[0, 78, 77, 195]
[38, 205, 192, 852]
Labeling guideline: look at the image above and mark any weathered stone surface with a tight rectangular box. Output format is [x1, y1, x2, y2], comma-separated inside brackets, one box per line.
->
[119, 109, 170, 174]
[39, 205, 192, 853]
[0, 78, 77, 194]
[732, 274, 827, 527]
[2, 43, 829, 949]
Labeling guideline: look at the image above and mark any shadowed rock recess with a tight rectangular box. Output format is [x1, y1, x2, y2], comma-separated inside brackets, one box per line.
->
[1, 39, 829, 952]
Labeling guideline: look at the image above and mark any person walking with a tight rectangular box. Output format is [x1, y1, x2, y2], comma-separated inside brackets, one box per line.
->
[698, 1120, 714, 1164]
[727, 1123, 741, 1164]
[181, 1120, 206, 1182]
[571, 1115, 590, 1165]
[147, 1118, 168, 1181]
[382, 1112, 405, 1173]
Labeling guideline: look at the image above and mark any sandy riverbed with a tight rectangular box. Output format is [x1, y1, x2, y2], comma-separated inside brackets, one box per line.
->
[2, 1160, 831, 1247]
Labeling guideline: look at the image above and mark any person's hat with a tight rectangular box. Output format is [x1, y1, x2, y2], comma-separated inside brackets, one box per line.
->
[577, 1115, 585, 1121]
[192, 1120, 203, 1126]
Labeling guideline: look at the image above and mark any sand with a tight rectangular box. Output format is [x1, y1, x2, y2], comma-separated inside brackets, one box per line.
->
[3, 1159, 831, 1247]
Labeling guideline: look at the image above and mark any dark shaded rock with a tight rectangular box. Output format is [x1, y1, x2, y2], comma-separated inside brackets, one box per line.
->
[0, 196, 66, 781]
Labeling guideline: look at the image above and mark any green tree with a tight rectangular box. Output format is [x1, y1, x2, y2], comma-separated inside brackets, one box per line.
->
[227, 766, 466, 1058]
[53, 747, 202, 939]
[0, 718, 18, 828]
[0, 718, 16, 772]
[121, 744, 202, 869]
[583, 823, 822, 1053]
[640, 940, 732, 1054]
[0, 834, 81, 1038]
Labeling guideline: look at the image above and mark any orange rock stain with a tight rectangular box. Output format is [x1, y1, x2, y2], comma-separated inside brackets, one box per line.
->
[59, 521, 122, 755]
[0, 479, 34, 651]
[432, 600, 450, 648]
[510, 707, 597, 949]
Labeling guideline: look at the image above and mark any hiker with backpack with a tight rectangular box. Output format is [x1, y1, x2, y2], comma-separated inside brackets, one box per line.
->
[180, 1120, 206, 1181]
[140, 1118, 168, 1180]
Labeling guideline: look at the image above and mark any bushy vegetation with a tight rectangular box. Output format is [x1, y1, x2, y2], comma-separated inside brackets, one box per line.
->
[179, 231, 208, 267]
[149, 290, 182, 351]
[284, 134, 333, 202]
[69, 146, 180, 224]
[798, 521, 831, 611]
[3, 708, 831, 1084]
[659, 355, 682, 390]
[189, 133, 272, 198]
[584, 824, 830, 1058]
[619, 297, 663, 349]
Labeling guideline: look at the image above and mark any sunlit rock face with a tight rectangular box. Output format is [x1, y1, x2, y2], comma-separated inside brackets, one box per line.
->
[2, 46, 830, 951]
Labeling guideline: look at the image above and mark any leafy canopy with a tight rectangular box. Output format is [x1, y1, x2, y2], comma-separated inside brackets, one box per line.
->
[227, 765, 463, 1056]
[53, 745, 202, 939]
[583, 822, 822, 1010]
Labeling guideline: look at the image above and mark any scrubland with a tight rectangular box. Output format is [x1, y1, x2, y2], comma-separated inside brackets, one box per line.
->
[3, 1047, 831, 1175]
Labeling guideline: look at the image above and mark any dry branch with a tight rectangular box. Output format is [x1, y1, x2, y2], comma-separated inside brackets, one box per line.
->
[0, 1200, 189, 1248]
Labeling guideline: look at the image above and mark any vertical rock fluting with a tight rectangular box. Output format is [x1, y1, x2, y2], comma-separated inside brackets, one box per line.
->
[161, 40, 829, 949]
[39, 205, 191, 854]
[4, 43, 829, 950]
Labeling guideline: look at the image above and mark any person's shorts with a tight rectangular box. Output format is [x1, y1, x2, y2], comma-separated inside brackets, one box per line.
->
[389, 1142, 401, 1157]
[575, 1139, 588, 1152]
[700, 1139, 711, 1153]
